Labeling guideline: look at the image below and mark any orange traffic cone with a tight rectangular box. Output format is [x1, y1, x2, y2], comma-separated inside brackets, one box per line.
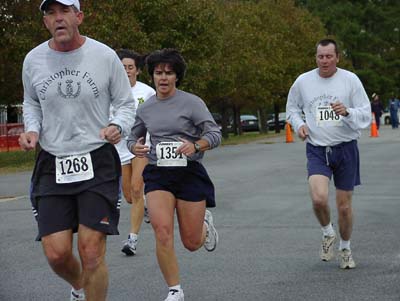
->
[286, 121, 294, 143]
[370, 112, 379, 138]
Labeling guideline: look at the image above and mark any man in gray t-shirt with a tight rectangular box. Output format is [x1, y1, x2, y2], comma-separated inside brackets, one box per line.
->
[286, 38, 371, 270]
[18, 1, 134, 300]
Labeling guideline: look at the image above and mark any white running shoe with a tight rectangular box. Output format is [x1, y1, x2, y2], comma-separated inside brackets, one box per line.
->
[339, 249, 356, 269]
[164, 289, 184, 301]
[70, 288, 85, 301]
[204, 210, 219, 252]
[121, 236, 137, 256]
[144, 206, 150, 224]
[320, 234, 336, 261]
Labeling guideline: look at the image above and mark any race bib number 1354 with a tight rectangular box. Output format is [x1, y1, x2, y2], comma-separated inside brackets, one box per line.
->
[156, 142, 187, 167]
[55, 153, 94, 184]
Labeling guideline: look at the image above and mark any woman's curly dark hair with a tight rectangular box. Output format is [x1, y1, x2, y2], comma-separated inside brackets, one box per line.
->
[146, 48, 186, 87]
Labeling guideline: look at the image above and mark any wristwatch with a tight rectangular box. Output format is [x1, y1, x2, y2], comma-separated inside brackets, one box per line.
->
[194, 142, 201, 153]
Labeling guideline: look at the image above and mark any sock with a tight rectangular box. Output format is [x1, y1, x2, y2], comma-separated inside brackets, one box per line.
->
[129, 233, 138, 241]
[169, 284, 182, 292]
[339, 239, 351, 250]
[71, 288, 84, 296]
[321, 223, 335, 237]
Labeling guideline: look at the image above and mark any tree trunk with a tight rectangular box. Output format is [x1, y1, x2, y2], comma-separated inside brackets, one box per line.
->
[257, 107, 267, 133]
[273, 102, 281, 133]
[220, 106, 230, 139]
[232, 106, 242, 135]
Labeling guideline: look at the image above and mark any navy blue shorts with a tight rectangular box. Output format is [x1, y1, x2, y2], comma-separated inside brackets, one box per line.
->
[143, 161, 216, 208]
[306, 140, 360, 191]
[30, 143, 122, 240]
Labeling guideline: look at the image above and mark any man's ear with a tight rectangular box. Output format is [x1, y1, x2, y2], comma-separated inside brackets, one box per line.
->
[76, 11, 84, 26]
[43, 16, 50, 31]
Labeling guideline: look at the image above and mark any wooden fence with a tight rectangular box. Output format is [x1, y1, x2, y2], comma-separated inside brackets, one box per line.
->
[0, 123, 24, 152]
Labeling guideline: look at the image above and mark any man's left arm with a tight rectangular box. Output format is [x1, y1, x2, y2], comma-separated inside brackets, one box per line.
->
[108, 54, 136, 136]
[341, 75, 372, 130]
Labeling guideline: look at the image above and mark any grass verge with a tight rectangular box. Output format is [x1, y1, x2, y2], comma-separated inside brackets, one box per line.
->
[0, 150, 36, 174]
[221, 131, 283, 145]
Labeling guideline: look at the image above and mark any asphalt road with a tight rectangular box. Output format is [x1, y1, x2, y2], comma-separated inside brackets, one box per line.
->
[1, 126, 399, 301]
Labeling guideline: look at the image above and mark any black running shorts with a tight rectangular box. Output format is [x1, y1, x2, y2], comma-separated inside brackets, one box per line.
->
[143, 160, 216, 208]
[30, 143, 122, 241]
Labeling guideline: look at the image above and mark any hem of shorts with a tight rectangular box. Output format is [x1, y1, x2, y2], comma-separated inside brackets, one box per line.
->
[35, 224, 119, 241]
[120, 159, 133, 166]
[334, 182, 360, 191]
[35, 224, 77, 241]
[80, 221, 120, 236]
[307, 172, 331, 179]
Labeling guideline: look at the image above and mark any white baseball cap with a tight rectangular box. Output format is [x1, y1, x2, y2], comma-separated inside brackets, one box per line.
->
[40, 0, 80, 12]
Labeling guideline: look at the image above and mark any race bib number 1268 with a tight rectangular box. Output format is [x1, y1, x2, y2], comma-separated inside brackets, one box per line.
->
[55, 153, 94, 184]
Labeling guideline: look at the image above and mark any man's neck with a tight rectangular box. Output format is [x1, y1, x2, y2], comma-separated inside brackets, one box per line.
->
[50, 35, 85, 52]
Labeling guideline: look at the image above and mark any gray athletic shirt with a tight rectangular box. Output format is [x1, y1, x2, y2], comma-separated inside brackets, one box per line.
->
[286, 68, 371, 146]
[22, 37, 135, 156]
[127, 90, 221, 164]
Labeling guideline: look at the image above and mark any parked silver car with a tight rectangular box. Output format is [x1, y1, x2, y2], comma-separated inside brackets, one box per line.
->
[267, 112, 286, 130]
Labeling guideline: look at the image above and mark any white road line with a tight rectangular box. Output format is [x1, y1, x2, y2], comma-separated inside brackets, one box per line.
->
[0, 195, 28, 203]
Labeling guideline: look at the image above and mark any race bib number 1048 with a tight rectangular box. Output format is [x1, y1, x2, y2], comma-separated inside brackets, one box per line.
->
[316, 106, 343, 127]
[55, 153, 94, 184]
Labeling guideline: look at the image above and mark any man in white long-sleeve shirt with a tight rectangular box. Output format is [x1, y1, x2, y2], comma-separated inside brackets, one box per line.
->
[286, 38, 371, 269]
[18, 1, 135, 300]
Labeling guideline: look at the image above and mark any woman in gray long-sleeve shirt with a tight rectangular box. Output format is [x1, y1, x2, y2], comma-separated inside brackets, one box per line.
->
[127, 49, 221, 301]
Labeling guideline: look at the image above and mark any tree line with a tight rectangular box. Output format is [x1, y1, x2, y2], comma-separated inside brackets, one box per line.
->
[1, 0, 397, 136]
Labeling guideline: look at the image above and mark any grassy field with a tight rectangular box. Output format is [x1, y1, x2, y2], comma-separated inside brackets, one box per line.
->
[0, 149, 36, 173]
[221, 131, 282, 145]
[0, 131, 284, 174]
